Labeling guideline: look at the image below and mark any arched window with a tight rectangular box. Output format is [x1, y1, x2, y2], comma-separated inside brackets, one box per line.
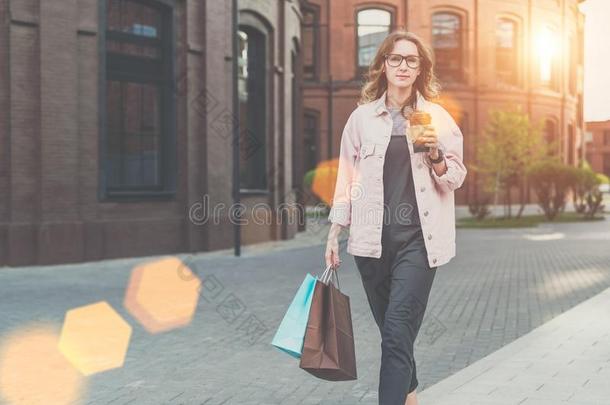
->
[537, 25, 559, 90]
[356, 8, 392, 74]
[459, 112, 469, 186]
[238, 25, 268, 191]
[104, 0, 175, 197]
[432, 12, 463, 83]
[544, 119, 558, 156]
[303, 110, 320, 172]
[302, 5, 320, 81]
[567, 124, 575, 165]
[568, 33, 577, 94]
[496, 18, 518, 85]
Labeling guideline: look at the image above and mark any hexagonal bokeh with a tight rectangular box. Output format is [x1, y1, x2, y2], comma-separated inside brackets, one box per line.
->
[0, 323, 85, 405]
[124, 256, 202, 334]
[58, 301, 132, 376]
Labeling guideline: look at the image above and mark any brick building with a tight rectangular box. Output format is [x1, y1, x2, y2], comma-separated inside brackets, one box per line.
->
[300, 0, 586, 205]
[584, 120, 610, 177]
[0, 0, 304, 266]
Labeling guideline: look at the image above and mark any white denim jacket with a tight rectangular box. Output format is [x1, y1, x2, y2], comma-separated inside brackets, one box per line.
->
[327, 90, 467, 268]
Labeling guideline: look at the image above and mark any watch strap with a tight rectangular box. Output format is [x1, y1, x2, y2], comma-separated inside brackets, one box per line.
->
[429, 149, 444, 164]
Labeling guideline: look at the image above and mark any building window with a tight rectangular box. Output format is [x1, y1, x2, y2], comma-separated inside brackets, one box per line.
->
[103, 0, 175, 197]
[496, 18, 518, 85]
[568, 34, 577, 94]
[459, 112, 469, 186]
[585, 152, 592, 164]
[238, 27, 268, 191]
[356, 8, 392, 75]
[604, 153, 610, 177]
[604, 130, 610, 145]
[544, 119, 558, 156]
[303, 110, 320, 172]
[459, 112, 468, 140]
[568, 124, 576, 165]
[302, 5, 320, 81]
[432, 12, 464, 83]
[537, 25, 559, 90]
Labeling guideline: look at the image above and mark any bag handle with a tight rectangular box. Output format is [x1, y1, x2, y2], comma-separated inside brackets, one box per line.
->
[319, 264, 341, 290]
[319, 264, 332, 282]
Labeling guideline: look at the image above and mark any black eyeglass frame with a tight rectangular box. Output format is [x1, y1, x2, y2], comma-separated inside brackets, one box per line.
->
[383, 53, 422, 69]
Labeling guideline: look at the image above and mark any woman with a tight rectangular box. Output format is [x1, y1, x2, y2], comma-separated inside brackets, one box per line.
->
[324, 30, 467, 405]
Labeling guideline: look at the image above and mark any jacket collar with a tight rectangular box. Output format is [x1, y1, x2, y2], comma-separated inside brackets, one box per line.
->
[372, 89, 427, 116]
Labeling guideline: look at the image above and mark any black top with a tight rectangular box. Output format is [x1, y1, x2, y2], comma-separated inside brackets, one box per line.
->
[382, 106, 422, 242]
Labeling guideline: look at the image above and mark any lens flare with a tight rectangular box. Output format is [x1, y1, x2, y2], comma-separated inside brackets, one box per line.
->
[124, 256, 201, 334]
[58, 301, 132, 376]
[0, 324, 85, 405]
[311, 159, 340, 205]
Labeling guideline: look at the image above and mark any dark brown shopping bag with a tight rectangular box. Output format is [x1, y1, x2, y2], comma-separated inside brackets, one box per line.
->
[299, 267, 357, 381]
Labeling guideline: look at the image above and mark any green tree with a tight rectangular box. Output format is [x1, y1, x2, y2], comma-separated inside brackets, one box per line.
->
[471, 106, 549, 218]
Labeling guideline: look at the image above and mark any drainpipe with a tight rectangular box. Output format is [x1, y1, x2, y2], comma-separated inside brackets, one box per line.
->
[232, 0, 241, 256]
[326, 0, 333, 160]
[473, 0, 479, 204]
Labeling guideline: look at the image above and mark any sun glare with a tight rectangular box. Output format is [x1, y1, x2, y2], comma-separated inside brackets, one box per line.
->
[536, 25, 559, 83]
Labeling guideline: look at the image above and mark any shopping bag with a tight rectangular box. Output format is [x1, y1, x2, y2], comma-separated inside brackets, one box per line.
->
[299, 267, 357, 381]
[271, 272, 317, 358]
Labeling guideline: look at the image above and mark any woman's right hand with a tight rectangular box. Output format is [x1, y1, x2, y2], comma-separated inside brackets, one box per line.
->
[325, 223, 344, 270]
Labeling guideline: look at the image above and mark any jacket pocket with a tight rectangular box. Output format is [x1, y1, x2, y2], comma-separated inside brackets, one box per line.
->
[359, 143, 376, 159]
[360, 142, 386, 159]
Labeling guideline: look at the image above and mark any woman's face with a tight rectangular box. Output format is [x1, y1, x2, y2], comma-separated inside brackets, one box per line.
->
[383, 39, 421, 91]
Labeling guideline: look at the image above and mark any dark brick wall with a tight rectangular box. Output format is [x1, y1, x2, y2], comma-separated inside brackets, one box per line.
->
[1, 0, 302, 267]
[0, 0, 225, 266]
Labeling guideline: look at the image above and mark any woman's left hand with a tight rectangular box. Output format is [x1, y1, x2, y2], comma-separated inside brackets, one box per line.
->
[420, 125, 441, 160]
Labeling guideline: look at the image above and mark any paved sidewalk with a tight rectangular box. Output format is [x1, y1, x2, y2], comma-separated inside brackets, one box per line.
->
[419, 286, 610, 405]
[0, 215, 609, 404]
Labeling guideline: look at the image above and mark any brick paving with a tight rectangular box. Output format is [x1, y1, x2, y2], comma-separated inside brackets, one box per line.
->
[0, 215, 609, 404]
[418, 286, 610, 404]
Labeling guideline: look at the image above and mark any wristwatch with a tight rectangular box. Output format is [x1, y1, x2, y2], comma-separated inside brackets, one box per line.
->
[429, 148, 444, 164]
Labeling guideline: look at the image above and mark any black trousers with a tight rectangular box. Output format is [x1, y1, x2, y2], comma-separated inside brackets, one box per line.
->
[354, 227, 437, 405]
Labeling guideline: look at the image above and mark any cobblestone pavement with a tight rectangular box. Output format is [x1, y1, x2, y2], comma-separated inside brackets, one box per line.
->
[0, 215, 609, 405]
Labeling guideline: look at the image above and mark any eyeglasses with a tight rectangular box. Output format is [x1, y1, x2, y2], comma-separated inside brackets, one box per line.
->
[384, 53, 422, 69]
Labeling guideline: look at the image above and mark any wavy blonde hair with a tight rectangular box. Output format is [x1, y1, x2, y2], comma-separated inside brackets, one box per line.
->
[358, 30, 441, 109]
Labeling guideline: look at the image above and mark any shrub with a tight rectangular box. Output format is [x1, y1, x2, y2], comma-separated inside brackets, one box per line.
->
[468, 196, 492, 220]
[571, 166, 599, 214]
[528, 161, 575, 220]
[585, 189, 605, 219]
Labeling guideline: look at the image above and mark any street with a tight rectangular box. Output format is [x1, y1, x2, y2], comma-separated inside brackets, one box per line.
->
[1, 216, 609, 404]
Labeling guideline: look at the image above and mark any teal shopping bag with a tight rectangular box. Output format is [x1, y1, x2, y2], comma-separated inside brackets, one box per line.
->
[271, 272, 319, 359]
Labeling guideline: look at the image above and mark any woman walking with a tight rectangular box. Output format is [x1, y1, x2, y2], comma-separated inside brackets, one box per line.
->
[324, 30, 467, 405]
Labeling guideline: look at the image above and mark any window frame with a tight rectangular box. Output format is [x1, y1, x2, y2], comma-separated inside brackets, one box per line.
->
[237, 10, 273, 195]
[98, 0, 177, 201]
[567, 123, 575, 165]
[538, 24, 560, 91]
[495, 17, 520, 86]
[301, 3, 321, 82]
[568, 32, 577, 95]
[604, 153, 610, 178]
[544, 117, 559, 156]
[303, 109, 321, 173]
[354, 5, 395, 80]
[431, 9, 466, 84]
[603, 130, 610, 146]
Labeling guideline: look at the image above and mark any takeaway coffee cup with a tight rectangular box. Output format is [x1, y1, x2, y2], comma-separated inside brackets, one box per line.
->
[407, 110, 432, 153]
